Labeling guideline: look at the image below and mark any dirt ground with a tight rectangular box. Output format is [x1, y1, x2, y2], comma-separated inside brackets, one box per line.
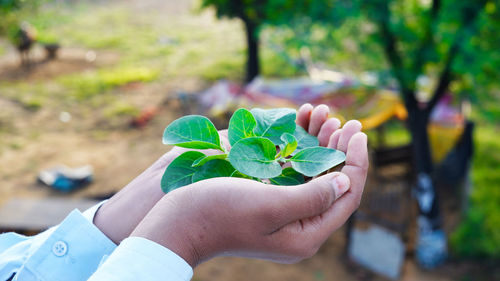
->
[0, 0, 497, 280]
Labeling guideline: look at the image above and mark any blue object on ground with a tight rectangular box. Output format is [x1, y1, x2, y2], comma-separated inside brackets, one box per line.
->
[38, 165, 93, 192]
[416, 217, 448, 269]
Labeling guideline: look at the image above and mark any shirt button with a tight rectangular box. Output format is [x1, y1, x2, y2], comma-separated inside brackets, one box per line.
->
[52, 241, 68, 257]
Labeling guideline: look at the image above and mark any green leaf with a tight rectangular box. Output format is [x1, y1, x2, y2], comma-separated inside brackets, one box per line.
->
[230, 170, 249, 179]
[270, 167, 305, 186]
[163, 115, 222, 150]
[192, 154, 228, 167]
[192, 159, 236, 183]
[293, 125, 319, 151]
[280, 133, 298, 157]
[161, 151, 205, 193]
[228, 137, 282, 178]
[228, 108, 257, 146]
[251, 108, 296, 145]
[290, 147, 346, 177]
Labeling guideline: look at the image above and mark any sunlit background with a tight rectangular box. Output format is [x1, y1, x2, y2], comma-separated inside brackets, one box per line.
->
[0, 0, 499, 280]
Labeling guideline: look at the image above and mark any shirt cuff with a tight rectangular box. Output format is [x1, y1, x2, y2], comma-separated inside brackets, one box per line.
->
[15, 210, 117, 281]
[89, 237, 193, 281]
[82, 200, 108, 223]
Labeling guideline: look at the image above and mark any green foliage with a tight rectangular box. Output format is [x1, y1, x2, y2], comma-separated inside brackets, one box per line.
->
[0, 0, 44, 39]
[161, 151, 206, 193]
[280, 133, 297, 157]
[161, 108, 346, 192]
[228, 108, 257, 146]
[192, 154, 228, 168]
[293, 125, 320, 151]
[229, 136, 282, 178]
[192, 159, 237, 183]
[290, 146, 346, 177]
[251, 108, 296, 145]
[451, 125, 500, 258]
[201, 0, 267, 23]
[270, 167, 305, 186]
[162, 115, 223, 150]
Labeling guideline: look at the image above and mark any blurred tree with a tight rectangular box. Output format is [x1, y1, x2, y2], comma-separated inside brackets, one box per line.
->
[343, 0, 497, 263]
[273, 0, 498, 262]
[0, 0, 43, 38]
[201, 0, 315, 82]
[360, 0, 490, 251]
[201, 0, 269, 82]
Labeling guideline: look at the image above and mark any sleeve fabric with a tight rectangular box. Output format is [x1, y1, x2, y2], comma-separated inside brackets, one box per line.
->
[88, 237, 193, 281]
[1, 201, 194, 281]
[0, 202, 116, 281]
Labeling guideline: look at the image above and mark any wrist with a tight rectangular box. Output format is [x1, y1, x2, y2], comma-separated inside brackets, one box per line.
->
[130, 194, 208, 268]
[93, 165, 167, 243]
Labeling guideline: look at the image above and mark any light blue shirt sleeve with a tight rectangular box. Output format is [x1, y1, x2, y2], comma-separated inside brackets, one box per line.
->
[88, 237, 193, 281]
[0, 202, 194, 281]
[0, 202, 116, 281]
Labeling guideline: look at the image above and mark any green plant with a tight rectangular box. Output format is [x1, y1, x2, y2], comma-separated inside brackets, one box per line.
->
[450, 125, 500, 258]
[160, 108, 346, 193]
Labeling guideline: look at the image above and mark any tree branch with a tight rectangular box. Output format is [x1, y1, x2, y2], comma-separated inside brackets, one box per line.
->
[425, 0, 488, 115]
[375, 3, 418, 110]
[431, 0, 441, 17]
[411, 0, 442, 84]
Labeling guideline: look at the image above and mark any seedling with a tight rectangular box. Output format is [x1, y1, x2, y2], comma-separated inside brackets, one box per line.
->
[161, 108, 346, 193]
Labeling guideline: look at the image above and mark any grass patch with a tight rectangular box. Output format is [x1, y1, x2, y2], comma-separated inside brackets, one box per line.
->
[59, 66, 159, 100]
[104, 101, 140, 119]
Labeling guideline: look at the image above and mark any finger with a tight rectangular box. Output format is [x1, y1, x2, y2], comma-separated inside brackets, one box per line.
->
[268, 133, 367, 256]
[337, 120, 362, 152]
[308, 104, 330, 136]
[296, 103, 314, 131]
[268, 172, 350, 228]
[317, 118, 341, 147]
[328, 129, 342, 149]
[218, 129, 231, 150]
[311, 132, 368, 237]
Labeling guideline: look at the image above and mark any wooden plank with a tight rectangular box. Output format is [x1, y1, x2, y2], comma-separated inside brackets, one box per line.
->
[0, 197, 99, 231]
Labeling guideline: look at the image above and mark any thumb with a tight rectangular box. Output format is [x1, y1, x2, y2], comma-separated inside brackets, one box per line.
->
[274, 172, 350, 225]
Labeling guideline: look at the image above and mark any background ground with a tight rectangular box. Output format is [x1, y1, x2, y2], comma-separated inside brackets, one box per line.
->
[0, 0, 498, 280]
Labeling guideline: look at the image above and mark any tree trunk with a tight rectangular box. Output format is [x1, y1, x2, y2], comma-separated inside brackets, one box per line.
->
[407, 108, 442, 230]
[242, 18, 260, 83]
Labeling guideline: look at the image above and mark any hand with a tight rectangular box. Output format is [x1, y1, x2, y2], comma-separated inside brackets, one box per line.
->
[131, 121, 368, 267]
[92, 104, 340, 244]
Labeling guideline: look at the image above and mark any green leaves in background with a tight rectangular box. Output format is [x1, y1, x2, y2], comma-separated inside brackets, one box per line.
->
[280, 133, 297, 157]
[290, 147, 346, 177]
[270, 167, 305, 186]
[192, 159, 236, 183]
[163, 115, 222, 150]
[161, 151, 205, 193]
[251, 108, 296, 145]
[228, 137, 282, 178]
[228, 108, 257, 146]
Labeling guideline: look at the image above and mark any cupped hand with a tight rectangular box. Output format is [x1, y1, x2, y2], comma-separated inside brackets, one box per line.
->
[94, 104, 358, 245]
[131, 122, 368, 267]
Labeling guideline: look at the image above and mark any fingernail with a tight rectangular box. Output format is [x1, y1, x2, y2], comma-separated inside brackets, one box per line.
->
[332, 173, 350, 200]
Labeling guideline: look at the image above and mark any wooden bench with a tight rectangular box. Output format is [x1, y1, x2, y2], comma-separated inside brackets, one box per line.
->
[0, 197, 99, 235]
